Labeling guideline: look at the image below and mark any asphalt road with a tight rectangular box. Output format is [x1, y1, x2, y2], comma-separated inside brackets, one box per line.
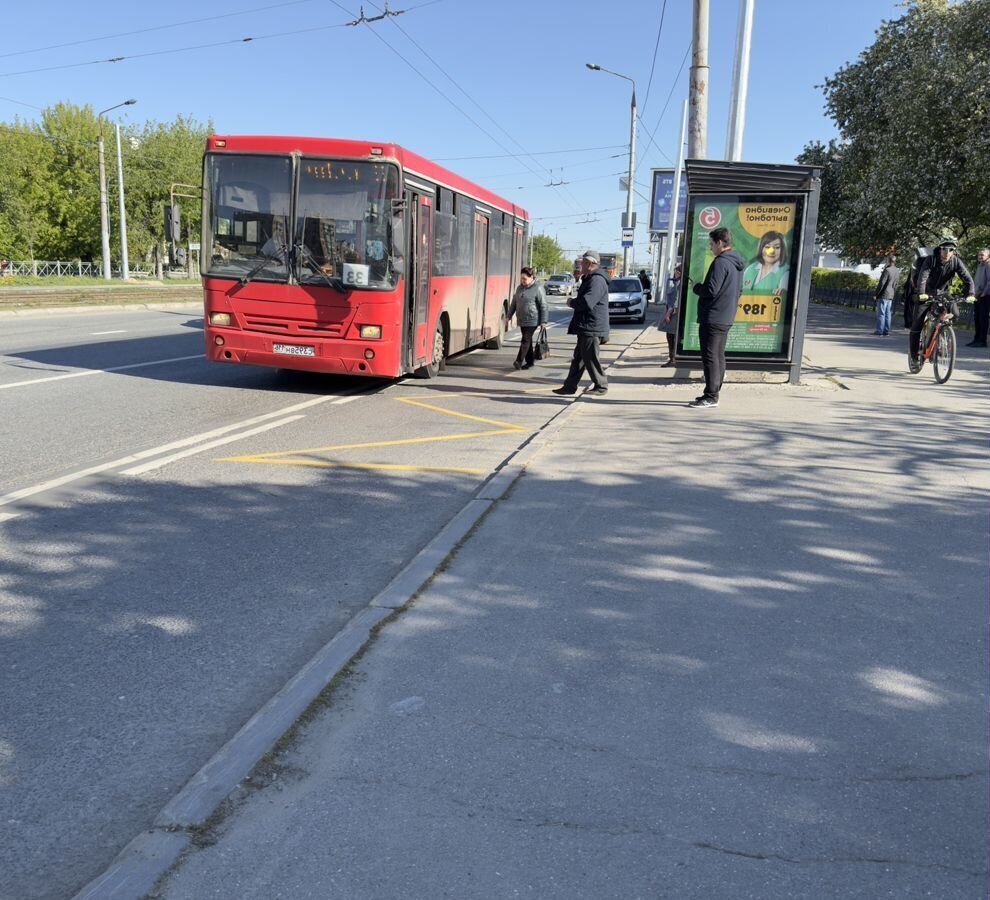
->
[0, 299, 644, 900]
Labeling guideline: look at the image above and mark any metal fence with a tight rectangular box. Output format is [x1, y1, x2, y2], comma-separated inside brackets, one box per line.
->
[810, 283, 975, 329]
[0, 260, 154, 278]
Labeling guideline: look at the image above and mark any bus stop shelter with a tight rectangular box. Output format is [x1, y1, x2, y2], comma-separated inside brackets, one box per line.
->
[673, 159, 822, 385]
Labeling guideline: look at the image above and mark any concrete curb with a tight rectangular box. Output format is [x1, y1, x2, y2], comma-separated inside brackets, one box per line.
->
[0, 301, 202, 318]
[70, 316, 654, 900]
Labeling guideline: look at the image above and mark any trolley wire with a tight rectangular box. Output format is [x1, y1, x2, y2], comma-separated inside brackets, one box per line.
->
[639, 0, 669, 119]
[355, 0, 591, 218]
[326, 0, 587, 218]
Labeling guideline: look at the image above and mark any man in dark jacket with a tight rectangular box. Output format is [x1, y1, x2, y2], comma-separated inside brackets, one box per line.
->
[910, 235, 976, 365]
[553, 250, 610, 395]
[873, 255, 900, 336]
[689, 227, 745, 409]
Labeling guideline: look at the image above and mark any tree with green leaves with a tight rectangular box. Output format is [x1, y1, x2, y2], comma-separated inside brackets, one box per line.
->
[0, 103, 210, 267]
[798, 0, 990, 261]
[527, 233, 569, 274]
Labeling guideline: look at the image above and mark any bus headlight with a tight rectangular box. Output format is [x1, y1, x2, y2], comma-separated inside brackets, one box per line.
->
[359, 325, 382, 339]
[210, 312, 233, 326]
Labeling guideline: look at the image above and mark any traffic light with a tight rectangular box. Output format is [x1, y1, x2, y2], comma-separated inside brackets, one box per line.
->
[164, 204, 181, 243]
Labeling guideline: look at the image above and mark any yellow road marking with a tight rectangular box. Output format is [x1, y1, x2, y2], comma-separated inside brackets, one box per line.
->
[395, 396, 526, 430]
[219, 390, 526, 473]
[220, 458, 485, 475]
[219, 428, 521, 461]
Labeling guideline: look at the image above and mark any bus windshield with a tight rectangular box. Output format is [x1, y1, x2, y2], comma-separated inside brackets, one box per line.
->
[203, 154, 402, 289]
[296, 159, 400, 290]
[204, 153, 292, 282]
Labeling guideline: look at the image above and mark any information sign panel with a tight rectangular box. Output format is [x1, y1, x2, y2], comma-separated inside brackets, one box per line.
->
[649, 169, 688, 232]
[677, 194, 804, 361]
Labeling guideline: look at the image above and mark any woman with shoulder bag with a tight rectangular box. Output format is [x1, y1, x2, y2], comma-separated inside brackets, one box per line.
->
[507, 266, 549, 369]
[659, 265, 681, 367]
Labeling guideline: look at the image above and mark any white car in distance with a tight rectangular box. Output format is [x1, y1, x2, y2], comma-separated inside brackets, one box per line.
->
[543, 273, 577, 299]
[607, 276, 647, 324]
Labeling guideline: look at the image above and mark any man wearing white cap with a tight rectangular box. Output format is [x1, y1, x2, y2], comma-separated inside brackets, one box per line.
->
[553, 250, 610, 395]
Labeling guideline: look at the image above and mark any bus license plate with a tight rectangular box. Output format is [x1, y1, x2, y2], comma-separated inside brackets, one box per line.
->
[273, 343, 315, 357]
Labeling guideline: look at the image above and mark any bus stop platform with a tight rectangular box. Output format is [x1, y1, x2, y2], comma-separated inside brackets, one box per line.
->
[125, 304, 990, 900]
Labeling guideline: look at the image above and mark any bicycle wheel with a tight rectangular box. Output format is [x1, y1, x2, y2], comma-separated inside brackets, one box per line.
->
[932, 324, 955, 383]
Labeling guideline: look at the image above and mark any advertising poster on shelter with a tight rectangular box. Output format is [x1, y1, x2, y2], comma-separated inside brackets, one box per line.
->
[680, 196, 800, 356]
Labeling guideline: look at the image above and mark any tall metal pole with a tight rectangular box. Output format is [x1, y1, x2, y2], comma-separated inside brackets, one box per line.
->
[658, 100, 689, 309]
[725, 0, 755, 161]
[624, 86, 636, 276]
[115, 123, 130, 280]
[689, 0, 710, 159]
[98, 121, 112, 280]
[585, 64, 637, 275]
[96, 100, 136, 281]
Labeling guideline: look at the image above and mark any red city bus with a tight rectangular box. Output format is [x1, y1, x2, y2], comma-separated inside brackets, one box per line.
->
[201, 136, 529, 378]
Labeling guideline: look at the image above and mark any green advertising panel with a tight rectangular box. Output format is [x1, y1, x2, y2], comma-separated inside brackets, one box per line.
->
[679, 194, 803, 359]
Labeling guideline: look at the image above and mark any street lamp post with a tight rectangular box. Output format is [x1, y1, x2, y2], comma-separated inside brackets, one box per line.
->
[115, 123, 130, 280]
[97, 100, 136, 281]
[586, 64, 636, 276]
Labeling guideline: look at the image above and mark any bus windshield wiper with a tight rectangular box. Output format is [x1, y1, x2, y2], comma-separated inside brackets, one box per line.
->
[296, 244, 346, 294]
[240, 237, 287, 285]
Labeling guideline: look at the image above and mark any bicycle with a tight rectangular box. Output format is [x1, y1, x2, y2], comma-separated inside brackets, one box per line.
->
[908, 292, 956, 383]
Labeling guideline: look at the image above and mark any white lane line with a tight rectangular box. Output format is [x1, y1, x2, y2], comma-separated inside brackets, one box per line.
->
[0, 393, 341, 508]
[121, 416, 305, 476]
[0, 353, 204, 391]
[0, 512, 19, 523]
[91, 330, 127, 335]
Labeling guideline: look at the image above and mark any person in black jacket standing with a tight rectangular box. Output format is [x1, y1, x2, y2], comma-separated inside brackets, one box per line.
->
[553, 250, 610, 396]
[689, 227, 745, 409]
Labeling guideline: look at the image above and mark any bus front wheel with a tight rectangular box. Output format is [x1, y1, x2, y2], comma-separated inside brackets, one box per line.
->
[415, 318, 447, 379]
[484, 304, 507, 349]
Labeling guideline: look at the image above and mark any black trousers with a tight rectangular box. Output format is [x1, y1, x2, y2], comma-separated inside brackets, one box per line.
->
[902, 295, 914, 329]
[562, 334, 607, 390]
[699, 322, 731, 400]
[516, 325, 537, 365]
[665, 332, 676, 358]
[974, 296, 990, 344]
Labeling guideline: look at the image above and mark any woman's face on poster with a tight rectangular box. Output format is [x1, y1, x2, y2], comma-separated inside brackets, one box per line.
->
[761, 238, 783, 264]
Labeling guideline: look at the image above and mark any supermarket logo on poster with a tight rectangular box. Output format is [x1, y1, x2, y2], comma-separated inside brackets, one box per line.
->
[699, 207, 722, 228]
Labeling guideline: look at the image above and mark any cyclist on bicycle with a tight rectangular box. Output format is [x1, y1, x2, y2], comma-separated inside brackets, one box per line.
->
[910, 234, 976, 366]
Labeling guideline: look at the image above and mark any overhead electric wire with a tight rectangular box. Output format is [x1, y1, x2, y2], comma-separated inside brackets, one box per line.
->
[531, 206, 625, 222]
[636, 41, 690, 176]
[0, 94, 43, 111]
[0, 0, 322, 60]
[434, 144, 626, 162]
[358, 0, 592, 218]
[0, 0, 442, 62]
[477, 152, 626, 181]
[639, 0, 669, 119]
[0, 19, 356, 78]
[325, 0, 587, 219]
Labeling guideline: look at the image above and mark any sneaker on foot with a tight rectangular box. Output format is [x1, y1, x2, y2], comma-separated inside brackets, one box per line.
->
[588, 386, 608, 395]
[512, 360, 523, 369]
[688, 396, 719, 409]
[552, 386, 576, 395]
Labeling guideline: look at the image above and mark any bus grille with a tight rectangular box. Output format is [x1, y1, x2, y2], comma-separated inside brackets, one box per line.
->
[243, 315, 344, 337]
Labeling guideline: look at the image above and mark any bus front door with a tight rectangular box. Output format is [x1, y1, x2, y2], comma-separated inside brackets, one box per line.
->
[404, 191, 433, 372]
[471, 212, 489, 347]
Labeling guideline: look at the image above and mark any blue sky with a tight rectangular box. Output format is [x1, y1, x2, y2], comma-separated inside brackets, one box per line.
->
[1, 0, 905, 261]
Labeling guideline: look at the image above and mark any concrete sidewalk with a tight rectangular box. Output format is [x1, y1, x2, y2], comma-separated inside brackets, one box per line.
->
[153, 305, 989, 900]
